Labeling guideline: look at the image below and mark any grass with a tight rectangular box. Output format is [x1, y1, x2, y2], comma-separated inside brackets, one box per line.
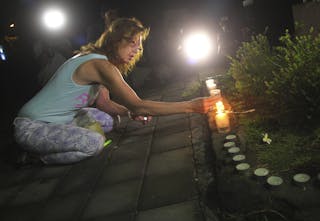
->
[237, 113, 320, 174]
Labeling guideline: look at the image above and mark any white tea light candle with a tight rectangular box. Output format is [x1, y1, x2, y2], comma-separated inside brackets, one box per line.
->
[293, 173, 310, 183]
[232, 154, 246, 162]
[228, 147, 240, 154]
[226, 134, 237, 141]
[254, 168, 269, 177]
[224, 141, 235, 148]
[205, 78, 216, 90]
[267, 176, 283, 186]
[236, 163, 250, 171]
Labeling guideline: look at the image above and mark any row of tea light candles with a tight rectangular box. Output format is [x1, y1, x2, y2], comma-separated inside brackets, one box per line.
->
[205, 78, 230, 133]
[207, 78, 320, 188]
[224, 134, 319, 188]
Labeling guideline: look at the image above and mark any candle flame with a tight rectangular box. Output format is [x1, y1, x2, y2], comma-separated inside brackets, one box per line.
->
[216, 101, 225, 114]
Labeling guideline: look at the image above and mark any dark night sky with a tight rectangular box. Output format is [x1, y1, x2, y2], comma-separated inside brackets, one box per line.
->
[1, 0, 301, 32]
[0, 0, 303, 54]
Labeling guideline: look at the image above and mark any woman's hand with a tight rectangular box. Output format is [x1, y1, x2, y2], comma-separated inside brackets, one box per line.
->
[128, 111, 152, 125]
[134, 115, 152, 125]
[190, 96, 221, 114]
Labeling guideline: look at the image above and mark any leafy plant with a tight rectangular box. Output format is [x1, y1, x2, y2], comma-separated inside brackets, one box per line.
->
[265, 28, 320, 126]
[227, 34, 276, 109]
[225, 28, 320, 172]
[227, 28, 320, 128]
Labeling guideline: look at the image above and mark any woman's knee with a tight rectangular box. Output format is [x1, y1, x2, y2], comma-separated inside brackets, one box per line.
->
[77, 130, 105, 156]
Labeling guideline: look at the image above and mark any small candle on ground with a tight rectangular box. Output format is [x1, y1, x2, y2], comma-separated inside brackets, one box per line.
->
[267, 176, 283, 187]
[228, 147, 240, 154]
[293, 173, 310, 184]
[236, 163, 250, 170]
[254, 168, 269, 177]
[226, 134, 237, 141]
[232, 154, 246, 162]
[224, 141, 235, 148]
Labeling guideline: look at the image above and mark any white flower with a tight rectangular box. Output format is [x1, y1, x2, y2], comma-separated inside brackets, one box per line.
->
[262, 133, 272, 144]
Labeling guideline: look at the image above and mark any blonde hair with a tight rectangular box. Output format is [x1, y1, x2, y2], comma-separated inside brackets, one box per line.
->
[78, 17, 149, 75]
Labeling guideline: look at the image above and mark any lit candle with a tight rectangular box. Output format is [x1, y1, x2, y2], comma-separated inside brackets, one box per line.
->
[205, 78, 216, 90]
[215, 101, 230, 133]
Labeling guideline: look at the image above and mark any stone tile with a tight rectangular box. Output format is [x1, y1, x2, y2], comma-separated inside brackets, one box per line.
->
[189, 113, 208, 129]
[139, 148, 198, 210]
[126, 120, 156, 131]
[152, 131, 192, 153]
[119, 133, 153, 145]
[138, 172, 197, 210]
[154, 118, 189, 137]
[0, 203, 43, 221]
[125, 126, 154, 137]
[136, 200, 203, 221]
[156, 114, 188, 124]
[55, 156, 105, 196]
[82, 179, 140, 219]
[9, 178, 60, 205]
[109, 140, 150, 164]
[97, 160, 145, 186]
[0, 185, 21, 206]
[147, 147, 194, 176]
[0, 168, 37, 188]
[39, 193, 86, 221]
[34, 165, 71, 180]
[82, 212, 134, 221]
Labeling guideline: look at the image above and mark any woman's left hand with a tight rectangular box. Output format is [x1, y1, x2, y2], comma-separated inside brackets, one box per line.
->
[191, 96, 222, 114]
[132, 115, 152, 125]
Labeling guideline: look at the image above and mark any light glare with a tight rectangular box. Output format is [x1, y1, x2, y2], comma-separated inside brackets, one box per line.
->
[183, 32, 212, 63]
[43, 9, 65, 30]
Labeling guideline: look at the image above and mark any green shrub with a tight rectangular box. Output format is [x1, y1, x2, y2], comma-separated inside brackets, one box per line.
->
[227, 34, 276, 109]
[227, 28, 320, 127]
[265, 29, 320, 126]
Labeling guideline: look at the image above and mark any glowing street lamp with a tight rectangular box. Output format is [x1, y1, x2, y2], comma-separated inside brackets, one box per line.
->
[183, 31, 213, 64]
[42, 8, 66, 31]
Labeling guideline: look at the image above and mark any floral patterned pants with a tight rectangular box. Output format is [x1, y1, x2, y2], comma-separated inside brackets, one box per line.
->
[13, 108, 114, 164]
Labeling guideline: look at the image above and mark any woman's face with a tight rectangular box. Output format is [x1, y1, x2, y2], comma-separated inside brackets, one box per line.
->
[116, 34, 142, 64]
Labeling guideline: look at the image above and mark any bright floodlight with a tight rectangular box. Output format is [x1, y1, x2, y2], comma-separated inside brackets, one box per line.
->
[183, 32, 213, 63]
[42, 8, 65, 30]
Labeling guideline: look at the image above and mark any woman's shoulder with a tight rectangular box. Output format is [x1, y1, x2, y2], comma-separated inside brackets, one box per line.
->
[73, 53, 108, 60]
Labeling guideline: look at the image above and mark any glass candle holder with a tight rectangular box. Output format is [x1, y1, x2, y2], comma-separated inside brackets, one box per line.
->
[215, 112, 230, 133]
